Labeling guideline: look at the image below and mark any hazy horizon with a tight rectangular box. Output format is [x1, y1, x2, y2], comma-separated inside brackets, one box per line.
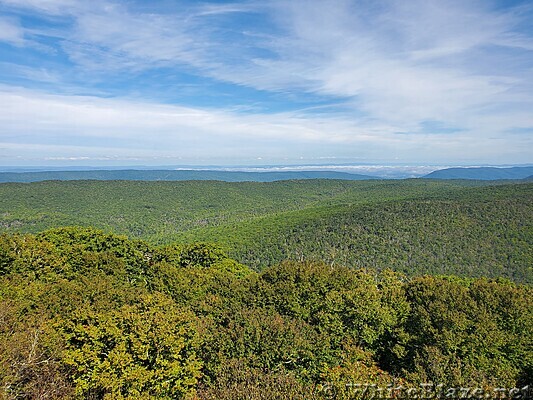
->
[1, 163, 532, 180]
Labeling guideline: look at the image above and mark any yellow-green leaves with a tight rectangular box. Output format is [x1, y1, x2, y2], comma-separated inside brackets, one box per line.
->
[60, 293, 202, 399]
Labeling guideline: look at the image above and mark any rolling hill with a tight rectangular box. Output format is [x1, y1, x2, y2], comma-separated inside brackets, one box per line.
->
[424, 166, 533, 180]
[0, 169, 375, 183]
[0, 178, 530, 282]
[0, 178, 531, 398]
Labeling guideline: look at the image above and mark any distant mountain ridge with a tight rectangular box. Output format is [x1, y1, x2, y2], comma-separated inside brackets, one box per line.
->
[424, 166, 533, 180]
[0, 169, 376, 183]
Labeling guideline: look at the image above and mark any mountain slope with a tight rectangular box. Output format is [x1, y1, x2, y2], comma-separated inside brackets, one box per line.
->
[424, 166, 533, 180]
[0, 179, 491, 239]
[1, 179, 529, 282]
[0, 169, 375, 183]
[174, 183, 532, 283]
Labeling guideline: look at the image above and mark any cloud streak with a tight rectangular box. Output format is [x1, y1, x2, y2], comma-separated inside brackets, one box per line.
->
[1, 85, 530, 165]
[0, 0, 531, 165]
[0, 16, 25, 46]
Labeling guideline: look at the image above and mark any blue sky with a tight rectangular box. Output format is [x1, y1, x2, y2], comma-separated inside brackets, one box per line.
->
[0, 0, 532, 166]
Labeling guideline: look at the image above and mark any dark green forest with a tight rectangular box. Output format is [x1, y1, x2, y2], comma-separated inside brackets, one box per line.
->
[0, 227, 531, 399]
[0, 180, 531, 282]
[0, 169, 377, 183]
[0, 179, 531, 399]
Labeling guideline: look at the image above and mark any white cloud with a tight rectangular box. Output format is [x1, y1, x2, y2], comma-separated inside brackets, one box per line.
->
[0, 85, 376, 143]
[0, 0, 80, 15]
[0, 17, 25, 46]
[0, 0, 531, 164]
[0, 85, 531, 164]
[257, 0, 533, 124]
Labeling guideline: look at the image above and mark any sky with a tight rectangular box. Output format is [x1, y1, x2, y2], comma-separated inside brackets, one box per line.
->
[0, 0, 532, 167]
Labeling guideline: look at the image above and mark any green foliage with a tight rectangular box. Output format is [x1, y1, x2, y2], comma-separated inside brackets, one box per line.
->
[60, 293, 201, 399]
[1, 179, 530, 282]
[186, 184, 532, 282]
[0, 232, 66, 279]
[0, 212, 530, 398]
[0, 228, 250, 399]
[395, 276, 532, 387]
[158, 242, 250, 277]
[159, 242, 227, 267]
[0, 295, 73, 399]
[36, 226, 153, 281]
[200, 306, 337, 383]
[321, 344, 400, 400]
[196, 358, 323, 400]
[249, 262, 406, 350]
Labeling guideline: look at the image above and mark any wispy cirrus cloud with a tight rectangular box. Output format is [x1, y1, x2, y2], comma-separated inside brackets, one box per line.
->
[0, 0, 531, 165]
[0, 16, 25, 46]
[1, 85, 530, 165]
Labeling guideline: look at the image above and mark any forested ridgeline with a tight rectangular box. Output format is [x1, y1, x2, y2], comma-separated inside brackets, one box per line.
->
[0, 179, 502, 238]
[0, 227, 531, 399]
[1, 180, 531, 283]
[0, 169, 376, 183]
[180, 184, 532, 283]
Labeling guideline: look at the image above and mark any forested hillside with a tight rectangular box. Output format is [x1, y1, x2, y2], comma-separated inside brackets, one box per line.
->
[178, 183, 532, 283]
[0, 228, 531, 399]
[0, 169, 375, 183]
[0, 179, 530, 282]
[424, 166, 533, 180]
